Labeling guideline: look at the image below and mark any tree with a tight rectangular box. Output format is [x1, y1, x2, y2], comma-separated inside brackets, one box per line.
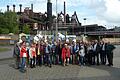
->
[0, 11, 19, 34]
[23, 24, 30, 34]
[0, 28, 9, 34]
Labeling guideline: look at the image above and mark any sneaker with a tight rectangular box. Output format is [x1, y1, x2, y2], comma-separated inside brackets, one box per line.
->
[63, 64, 65, 67]
[49, 64, 52, 68]
[66, 63, 69, 66]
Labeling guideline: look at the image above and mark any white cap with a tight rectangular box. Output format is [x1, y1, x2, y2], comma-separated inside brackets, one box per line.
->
[66, 39, 69, 43]
[58, 38, 61, 41]
[65, 44, 67, 46]
[45, 39, 47, 43]
[73, 39, 76, 43]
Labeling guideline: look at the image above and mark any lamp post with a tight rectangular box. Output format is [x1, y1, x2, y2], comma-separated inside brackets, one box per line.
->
[55, 0, 58, 41]
[83, 18, 87, 42]
[114, 26, 116, 44]
[83, 18, 87, 35]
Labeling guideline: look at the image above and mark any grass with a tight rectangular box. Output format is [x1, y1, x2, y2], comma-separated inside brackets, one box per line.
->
[0, 48, 11, 52]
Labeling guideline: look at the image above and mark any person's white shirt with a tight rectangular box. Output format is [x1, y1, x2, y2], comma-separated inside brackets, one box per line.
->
[93, 43, 97, 51]
[87, 45, 93, 51]
[29, 48, 33, 58]
[80, 49, 85, 57]
[79, 46, 85, 57]
[102, 44, 105, 51]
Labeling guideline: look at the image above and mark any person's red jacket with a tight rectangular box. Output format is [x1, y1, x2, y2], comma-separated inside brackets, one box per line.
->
[62, 47, 70, 60]
[20, 47, 28, 58]
[32, 48, 36, 57]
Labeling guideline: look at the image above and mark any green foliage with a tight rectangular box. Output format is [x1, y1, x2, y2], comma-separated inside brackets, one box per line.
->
[0, 11, 19, 34]
[0, 28, 9, 34]
[23, 24, 30, 34]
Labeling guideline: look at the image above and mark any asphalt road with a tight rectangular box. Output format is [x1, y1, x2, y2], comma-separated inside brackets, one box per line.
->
[0, 46, 14, 60]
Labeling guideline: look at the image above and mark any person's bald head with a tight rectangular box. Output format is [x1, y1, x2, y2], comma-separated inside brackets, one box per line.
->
[95, 40, 98, 43]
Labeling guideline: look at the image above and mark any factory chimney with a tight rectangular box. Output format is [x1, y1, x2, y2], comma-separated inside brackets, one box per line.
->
[47, 0, 52, 30]
[31, 4, 33, 12]
[19, 4, 22, 13]
[13, 4, 15, 12]
[7, 5, 9, 12]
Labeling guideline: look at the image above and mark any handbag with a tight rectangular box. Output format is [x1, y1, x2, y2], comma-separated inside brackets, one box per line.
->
[37, 48, 40, 55]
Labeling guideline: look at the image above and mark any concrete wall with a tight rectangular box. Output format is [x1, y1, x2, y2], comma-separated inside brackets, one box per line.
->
[102, 38, 120, 44]
[0, 34, 18, 45]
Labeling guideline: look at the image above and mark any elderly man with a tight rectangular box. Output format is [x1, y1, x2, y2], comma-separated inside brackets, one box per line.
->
[106, 42, 115, 66]
[71, 39, 79, 64]
[44, 41, 52, 68]
[93, 40, 101, 65]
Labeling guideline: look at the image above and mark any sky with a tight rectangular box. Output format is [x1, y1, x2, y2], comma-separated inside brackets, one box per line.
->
[0, 0, 120, 29]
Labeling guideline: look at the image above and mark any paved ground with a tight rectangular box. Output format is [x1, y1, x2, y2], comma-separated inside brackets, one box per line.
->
[0, 46, 14, 59]
[0, 45, 120, 80]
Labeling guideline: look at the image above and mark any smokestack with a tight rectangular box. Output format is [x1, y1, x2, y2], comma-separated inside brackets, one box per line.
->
[47, 0, 52, 30]
[13, 4, 15, 12]
[64, 1, 66, 24]
[48, 0, 51, 2]
[7, 5, 9, 12]
[31, 4, 33, 12]
[19, 4, 22, 13]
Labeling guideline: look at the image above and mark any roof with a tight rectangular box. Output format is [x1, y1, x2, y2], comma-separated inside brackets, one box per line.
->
[86, 31, 120, 36]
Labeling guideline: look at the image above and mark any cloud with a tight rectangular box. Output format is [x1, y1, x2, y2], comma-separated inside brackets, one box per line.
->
[102, 0, 120, 23]
[73, 0, 120, 28]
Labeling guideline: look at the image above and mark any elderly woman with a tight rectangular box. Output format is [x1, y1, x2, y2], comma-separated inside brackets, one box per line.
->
[13, 41, 21, 69]
[62, 44, 70, 66]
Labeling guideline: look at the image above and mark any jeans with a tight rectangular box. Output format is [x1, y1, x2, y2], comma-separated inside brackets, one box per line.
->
[30, 56, 36, 68]
[20, 57, 26, 72]
[53, 54, 59, 64]
[45, 54, 52, 65]
[79, 56, 84, 66]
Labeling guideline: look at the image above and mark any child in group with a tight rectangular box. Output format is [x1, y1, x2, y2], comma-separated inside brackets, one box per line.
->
[29, 42, 37, 68]
[20, 41, 28, 72]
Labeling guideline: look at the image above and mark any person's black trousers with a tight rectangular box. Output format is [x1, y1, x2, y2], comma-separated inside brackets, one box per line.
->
[100, 51, 106, 65]
[88, 50, 93, 65]
[107, 52, 113, 66]
[93, 51, 100, 65]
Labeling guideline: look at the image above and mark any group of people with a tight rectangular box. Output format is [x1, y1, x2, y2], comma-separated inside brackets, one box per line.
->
[13, 36, 116, 73]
